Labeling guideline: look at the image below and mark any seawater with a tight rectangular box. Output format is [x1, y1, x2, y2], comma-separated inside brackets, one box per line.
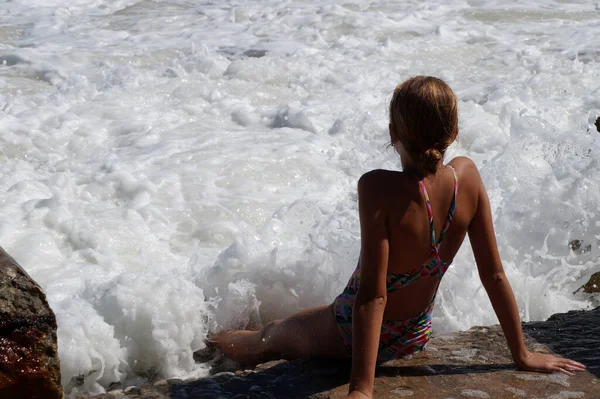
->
[0, 0, 598, 395]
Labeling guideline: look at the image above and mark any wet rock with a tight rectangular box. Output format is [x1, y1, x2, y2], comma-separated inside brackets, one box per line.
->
[123, 386, 140, 394]
[568, 239, 592, 254]
[218, 47, 267, 60]
[0, 246, 63, 399]
[576, 271, 600, 293]
[242, 49, 267, 58]
[524, 307, 600, 378]
[81, 307, 600, 399]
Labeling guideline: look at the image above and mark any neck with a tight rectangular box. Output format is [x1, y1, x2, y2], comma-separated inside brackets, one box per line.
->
[400, 153, 422, 175]
[400, 155, 443, 177]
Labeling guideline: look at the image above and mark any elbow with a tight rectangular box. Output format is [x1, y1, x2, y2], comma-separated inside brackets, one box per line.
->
[481, 271, 507, 287]
[353, 293, 387, 321]
[355, 293, 387, 309]
[370, 295, 387, 307]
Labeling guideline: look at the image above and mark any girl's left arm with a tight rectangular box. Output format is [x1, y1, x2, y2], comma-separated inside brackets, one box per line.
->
[347, 172, 389, 398]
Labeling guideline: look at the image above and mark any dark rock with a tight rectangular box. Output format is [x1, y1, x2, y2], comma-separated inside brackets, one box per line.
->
[242, 49, 267, 58]
[218, 47, 267, 60]
[83, 307, 600, 399]
[595, 116, 599, 133]
[0, 246, 63, 399]
[576, 271, 600, 293]
[523, 306, 600, 377]
[568, 239, 592, 254]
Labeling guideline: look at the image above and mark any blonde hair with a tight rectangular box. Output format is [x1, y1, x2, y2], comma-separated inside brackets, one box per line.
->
[389, 76, 458, 176]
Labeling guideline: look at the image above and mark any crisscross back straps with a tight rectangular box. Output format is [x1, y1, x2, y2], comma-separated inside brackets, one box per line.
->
[436, 166, 458, 249]
[418, 180, 436, 248]
[418, 166, 459, 250]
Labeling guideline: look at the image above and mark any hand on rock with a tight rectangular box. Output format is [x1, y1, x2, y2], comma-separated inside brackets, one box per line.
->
[517, 352, 586, 376]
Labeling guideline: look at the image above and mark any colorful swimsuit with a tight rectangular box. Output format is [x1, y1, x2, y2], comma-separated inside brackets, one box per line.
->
[333, 166, 458, 362]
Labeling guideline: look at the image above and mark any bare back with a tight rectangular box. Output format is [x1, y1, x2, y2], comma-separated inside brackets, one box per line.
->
[360, 157, 481, 321]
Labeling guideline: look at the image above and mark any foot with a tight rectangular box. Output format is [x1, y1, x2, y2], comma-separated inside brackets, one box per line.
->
[193, 332, 222, 363]
[194, 344, 219, 363]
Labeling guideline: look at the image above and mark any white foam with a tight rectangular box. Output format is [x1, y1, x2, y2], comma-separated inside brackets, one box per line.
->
[0, 0, 598, 395]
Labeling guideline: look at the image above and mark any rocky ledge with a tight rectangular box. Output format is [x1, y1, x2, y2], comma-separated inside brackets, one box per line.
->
[0, 246, 63, 399]
[84, 307, 599, 399]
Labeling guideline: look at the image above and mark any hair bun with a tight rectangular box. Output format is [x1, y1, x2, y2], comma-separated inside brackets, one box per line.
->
[419, 148, 443, 175]
[423, 148, 442, 161]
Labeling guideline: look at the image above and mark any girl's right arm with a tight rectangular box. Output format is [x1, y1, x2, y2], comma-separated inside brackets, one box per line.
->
[466, 161, 586, 375]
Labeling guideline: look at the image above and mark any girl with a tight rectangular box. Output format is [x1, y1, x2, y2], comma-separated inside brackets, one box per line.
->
[212, 76, 586, 399]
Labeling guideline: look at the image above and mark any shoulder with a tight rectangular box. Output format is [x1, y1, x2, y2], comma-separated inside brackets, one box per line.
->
[357, 170, 397, 218]
[358, 169, 412, 192]
[447, 156, 485, 207]
[357, 169, 414, 208]
[358, 169, 392, 187]
[448, 156, 478, 172]
[447, 156, 482, 183]
[358, 170, 387, 206]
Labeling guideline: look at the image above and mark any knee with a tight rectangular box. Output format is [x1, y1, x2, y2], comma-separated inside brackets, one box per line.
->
[260, 320, 283, 351]
[209, 331, 228, 351]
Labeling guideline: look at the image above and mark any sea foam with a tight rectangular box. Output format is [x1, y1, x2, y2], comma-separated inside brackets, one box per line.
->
[0, 0, 598, 394]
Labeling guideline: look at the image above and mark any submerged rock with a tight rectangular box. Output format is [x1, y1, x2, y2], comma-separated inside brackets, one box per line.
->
[0, 246, 63, 399]
[242, 49, 267, 58]
[84, 307, 600, 399]
[568, 239, 592, 254]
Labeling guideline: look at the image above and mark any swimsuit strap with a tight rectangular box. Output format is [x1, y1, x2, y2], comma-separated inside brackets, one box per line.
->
[436, 166, 458, 250]
[418, 165, 459, 251]
[418, 180, 436, 249]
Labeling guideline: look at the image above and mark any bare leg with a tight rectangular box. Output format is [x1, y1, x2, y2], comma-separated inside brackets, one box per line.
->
[211, 304, 349, 365]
